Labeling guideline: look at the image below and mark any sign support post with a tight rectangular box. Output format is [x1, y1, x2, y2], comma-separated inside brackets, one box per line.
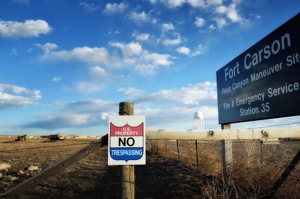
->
[119, 102, 135, 199]
[221, 124, 232, 183]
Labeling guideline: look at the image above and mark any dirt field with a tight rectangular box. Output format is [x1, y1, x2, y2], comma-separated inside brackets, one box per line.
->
[0, 136, 210, 199]
[1, 136, 300, 198]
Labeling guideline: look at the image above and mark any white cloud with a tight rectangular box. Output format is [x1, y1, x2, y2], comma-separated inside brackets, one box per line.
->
[162, 23, 175, 32]
[76, 81, 104, 94]
[110, 42, 143, 57]
[209, 24, 216, 29]
[51, 77, 62, 82]
[191, 44, 206, 56]
[136, 33, 149, 41]
[213, 17, 227, 28]
[103, 2, 128, 14]
[161, 0, 186, 8]
[40, 46, 110, 64]
[187, 0, 205, 8]
[187, 0, 223, 8]
[22, 81, 218, 130]
[37, 41, 173, 76]
[250, 13, 261, 19]
[23, 99, 113, 129]
[177, 46, 190, 55]
[34, 43, 58, 53]
[118, 87, 144, 96]
[128, 11, 150, 23]
[89, 66, 106, 76]
[195, 17, 205, 27]
[138, 81, 217, 106]
[162, 33, 182, 45]
[0, 84, 41, 108]
[79, 2, 101, 12]
[0, 20, 52, 38]
[110, 41, 173, 74]
[11, 48, 18, 55]
[153, 0, 222, 8]
[143, 53, 173, 66]
[215, 2, 243, 22]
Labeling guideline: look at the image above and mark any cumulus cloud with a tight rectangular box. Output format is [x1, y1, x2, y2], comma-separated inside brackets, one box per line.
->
[151, 0, 222, 8]
[131, 31, 150, 41]
[23, 99, 113, 129]
[160, 0, 186, 8]
[34, 43, 58, 53]
[162, 33, 182, 45]
[137, 81, 217, 106]
[177, 46, 190, 55]
[191, 44, 206, 56]
[79, 2, 101, 12]
[162, 23, 175, 32]
[0, 84, 41, 108]
[215, 1, 243, 22]
[110, 41, 173, 75]
[39, 46, 110, 64]
[136, 33, 149, 41]
[209, 24, 216, 29]
[36, 41, 173, 76]
[22, 81, 218, 130]
[51, 77, 62, 82]
[213, 17, 227, 28]
[110, 42, 143, 57]
[89, 66, 106, 76]
[103, 2, 128, 14]
[195, 17, 205, 27]
[176, 44, 206, 57]
[187, 0, 223, 7]
[118, 87, 144, 96]
[128, 11, 150, 23]
[0, 20, 52, 38]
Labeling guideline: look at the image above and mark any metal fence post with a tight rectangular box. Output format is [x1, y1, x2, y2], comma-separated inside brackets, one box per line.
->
[221, 124, 232, 182]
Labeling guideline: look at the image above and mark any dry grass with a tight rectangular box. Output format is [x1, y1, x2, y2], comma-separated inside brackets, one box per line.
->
[1, 136, 300, 198]
[148, 139, 300, 198]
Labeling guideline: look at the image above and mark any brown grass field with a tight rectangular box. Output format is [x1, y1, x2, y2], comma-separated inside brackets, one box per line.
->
[0, 136, 300, 198]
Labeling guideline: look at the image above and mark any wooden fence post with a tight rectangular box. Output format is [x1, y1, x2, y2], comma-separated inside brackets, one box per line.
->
[221, 124, 232, 182]
[195, 140, 199, 168]
[119, 102, 135, 199]
[176, 140, 180, 160]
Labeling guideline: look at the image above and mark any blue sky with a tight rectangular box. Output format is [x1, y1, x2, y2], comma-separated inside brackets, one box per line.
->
[0, 0, 299, 136]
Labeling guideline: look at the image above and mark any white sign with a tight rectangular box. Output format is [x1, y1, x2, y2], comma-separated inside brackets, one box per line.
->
[108, 115, 146, 165]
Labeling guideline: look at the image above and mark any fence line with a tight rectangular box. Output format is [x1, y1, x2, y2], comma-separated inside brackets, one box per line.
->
[0, 135, 108, 197]
[146, 137, 300, 198]
[1, 128, 300, 198]
[146, 127, 300, 140]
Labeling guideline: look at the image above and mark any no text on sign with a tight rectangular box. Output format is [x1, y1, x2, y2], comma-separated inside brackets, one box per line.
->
[108, 115, 146, 165]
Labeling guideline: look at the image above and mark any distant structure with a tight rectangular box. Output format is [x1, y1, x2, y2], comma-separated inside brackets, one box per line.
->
[194, 111, 205, 130]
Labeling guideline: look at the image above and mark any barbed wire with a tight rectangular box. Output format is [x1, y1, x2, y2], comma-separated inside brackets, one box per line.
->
[0, 142, 91, 153]
[242, 121, 300, 130]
